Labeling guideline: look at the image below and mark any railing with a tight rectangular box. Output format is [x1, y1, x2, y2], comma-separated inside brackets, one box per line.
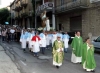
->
[55, 0, 87, 13]
[21, 0, 28, 8]
[36, 2, 54, 14]
[90, 0, 100, 3]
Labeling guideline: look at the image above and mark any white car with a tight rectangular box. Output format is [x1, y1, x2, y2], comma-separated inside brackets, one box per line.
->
[92, 36, 100, 51]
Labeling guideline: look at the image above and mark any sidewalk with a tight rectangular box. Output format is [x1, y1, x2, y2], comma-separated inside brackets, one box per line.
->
[0, 45, 21, 73]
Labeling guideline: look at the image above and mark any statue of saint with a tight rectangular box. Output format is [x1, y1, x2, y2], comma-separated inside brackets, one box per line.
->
[40, 11, 47, 28]
[45, 17, 50, 31]
[40, 11, 50, 31]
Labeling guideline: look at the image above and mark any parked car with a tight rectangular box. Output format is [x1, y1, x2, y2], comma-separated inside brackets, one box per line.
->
[92, 36, 100, 51]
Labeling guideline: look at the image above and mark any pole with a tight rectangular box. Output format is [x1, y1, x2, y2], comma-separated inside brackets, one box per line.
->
[43, 0, 44, 4]
[52, 0, 55, 30]
[11, 10, 12, 25]
[35, 0, 37, 29]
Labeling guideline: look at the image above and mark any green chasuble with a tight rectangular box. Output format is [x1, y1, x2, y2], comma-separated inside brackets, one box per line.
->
[52, 40, 64, 64]
[85, 45, 96, 69]
[71, 36, 83, 57]
[82, 43, 87, 65]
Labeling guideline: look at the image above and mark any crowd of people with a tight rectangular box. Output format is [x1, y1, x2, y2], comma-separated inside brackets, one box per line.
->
[20, 29, 70, 55]
[20, 28, 96, 72]
[0, 25, 21, 42]
[0, 25, 96, 72]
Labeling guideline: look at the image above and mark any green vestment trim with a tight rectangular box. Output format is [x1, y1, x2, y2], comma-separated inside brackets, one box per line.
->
[71, 36, 83, 57]
[52, 40, 64, 64]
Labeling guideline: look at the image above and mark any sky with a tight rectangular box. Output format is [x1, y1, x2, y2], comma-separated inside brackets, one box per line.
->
[0, 0, 14, 8]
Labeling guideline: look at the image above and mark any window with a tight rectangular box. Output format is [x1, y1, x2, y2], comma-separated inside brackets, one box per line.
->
[96, 36, 100, 42]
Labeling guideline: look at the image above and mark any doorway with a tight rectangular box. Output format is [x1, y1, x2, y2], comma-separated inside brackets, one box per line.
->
[70, 16, 82, 33]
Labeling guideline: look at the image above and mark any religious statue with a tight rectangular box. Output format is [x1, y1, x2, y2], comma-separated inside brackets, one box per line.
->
[40, 11, 50, 31]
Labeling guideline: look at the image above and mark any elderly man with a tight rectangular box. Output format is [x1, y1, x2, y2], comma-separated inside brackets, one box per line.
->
[82, 38, 96, 72]
[52, 34, 64, 69]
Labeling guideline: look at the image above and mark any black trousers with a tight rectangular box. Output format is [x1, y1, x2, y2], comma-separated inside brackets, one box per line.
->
[2, 36, 6, 41]
[41, 47, 46, 54]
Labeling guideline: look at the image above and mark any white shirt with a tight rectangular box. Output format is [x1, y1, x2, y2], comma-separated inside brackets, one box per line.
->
[10, 29, 15, 33]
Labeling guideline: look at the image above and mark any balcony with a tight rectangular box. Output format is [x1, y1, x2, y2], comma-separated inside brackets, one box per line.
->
[21, 0, 28, 8]
[55, 0, 88, 14]
[28, 10, 34, 17]
[36, 2, 54, 15]
[13, 6, 22, 12]
[15, 16, 21, 20]
[21, 12, 28, 18]
[90, 0, 100, 4]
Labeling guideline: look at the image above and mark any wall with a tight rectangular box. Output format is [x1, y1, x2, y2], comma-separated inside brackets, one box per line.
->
[82, 7, 100, 39]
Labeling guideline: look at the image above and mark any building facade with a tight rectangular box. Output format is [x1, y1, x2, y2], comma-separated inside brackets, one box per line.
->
[55, 0, 100, 38]
[10, 0, 33, 28]
[10, 0, 100, 38]
[10, 0, 16, 25]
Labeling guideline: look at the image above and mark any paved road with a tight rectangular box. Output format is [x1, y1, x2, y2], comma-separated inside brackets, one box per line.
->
[0, 46, 21, 73]
[0, 41, 100, 73]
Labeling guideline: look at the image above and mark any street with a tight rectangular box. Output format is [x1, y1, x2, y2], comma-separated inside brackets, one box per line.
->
[0, 41, 100, 73]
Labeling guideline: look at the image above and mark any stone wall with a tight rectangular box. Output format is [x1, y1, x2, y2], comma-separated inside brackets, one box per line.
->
[56, 14, 70, 32]
[82, 7, 100, 39]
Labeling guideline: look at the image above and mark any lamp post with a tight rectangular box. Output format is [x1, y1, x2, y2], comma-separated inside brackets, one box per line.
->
[35, 0, 36, 29]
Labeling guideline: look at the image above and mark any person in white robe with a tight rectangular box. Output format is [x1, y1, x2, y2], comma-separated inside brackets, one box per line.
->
[20, 31, 28, 52]
[45, 32, 50, 49]
[47, 32, 52, 47]
[52, 31, 57, 47]
[39, 31, 46, 54]
[62, 32, 70, 53]
[27, 30, 35, 52]
[57, 31, 63, 41]
[31, 31, 41, 57]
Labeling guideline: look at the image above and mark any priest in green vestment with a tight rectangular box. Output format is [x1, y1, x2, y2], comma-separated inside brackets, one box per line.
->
[71, 31, 83, 63]
[82, 38, 96, 72]
[52, 34, 64, 69]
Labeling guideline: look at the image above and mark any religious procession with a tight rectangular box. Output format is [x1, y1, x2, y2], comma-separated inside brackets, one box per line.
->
[19, 11, 96, 72]
[0, 25, 97, 72]
[1, 0, 100, 73]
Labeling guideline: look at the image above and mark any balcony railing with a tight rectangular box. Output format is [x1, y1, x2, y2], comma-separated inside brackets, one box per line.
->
[55, 0, 88, 13]
[90, 0, 100, 4]
[21, 0, 28, 8]
[36, 2, 54, 14]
